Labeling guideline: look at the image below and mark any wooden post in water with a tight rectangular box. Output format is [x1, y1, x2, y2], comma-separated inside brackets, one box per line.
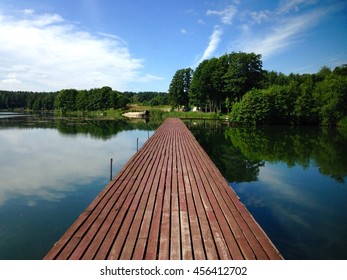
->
[110, 158, 113, 181]
[137, 138, 139, 151]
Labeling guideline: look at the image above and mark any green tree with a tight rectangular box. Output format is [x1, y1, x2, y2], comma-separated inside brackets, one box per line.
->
[189, 56, 228, 112]
[201, 58, 220, 112]
[32, 97, 42, 111]
[99, 86, 114, 109]
[189, 60, 209, 110]
[117, 93, 131, 109]
[264, 83, 298, 124]
[314, 73, 347, 126]
[294, 74, 318, 124]
[76, 90, 87, 111]
[168, 68, 192, 109]
[223, 52, 263, 101]
[333, 64, 347, 76]
[55, 89, 78, 111]
[208, 56, 228, 112]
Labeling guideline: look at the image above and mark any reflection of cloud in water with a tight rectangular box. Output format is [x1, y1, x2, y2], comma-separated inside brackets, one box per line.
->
[0, 128, 143, 206]
[260, 166, 318, 207]
[236, 164, 319, 229]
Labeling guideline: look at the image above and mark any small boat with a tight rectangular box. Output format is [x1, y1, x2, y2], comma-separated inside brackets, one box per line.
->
[122, 110, 149, 119]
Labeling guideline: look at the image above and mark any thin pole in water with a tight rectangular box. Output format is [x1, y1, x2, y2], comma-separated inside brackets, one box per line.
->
[110, 158, 113, 181]
[137, 137, 139, 151]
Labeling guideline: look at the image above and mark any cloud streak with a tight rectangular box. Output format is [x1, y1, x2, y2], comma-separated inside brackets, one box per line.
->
[198, 26, 223, 63]
[277, 0, 318, 14]
[195, 0, 341, 66]
[235, 8, 328, 59]
[0, 10, 159, 92]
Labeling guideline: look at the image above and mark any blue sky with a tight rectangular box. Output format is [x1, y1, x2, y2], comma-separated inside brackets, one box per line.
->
[0, 0, 346, 92]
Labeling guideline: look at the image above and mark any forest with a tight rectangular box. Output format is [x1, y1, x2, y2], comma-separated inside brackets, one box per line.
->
[168, 52, 347, 126]
[0, 87, 168, 112]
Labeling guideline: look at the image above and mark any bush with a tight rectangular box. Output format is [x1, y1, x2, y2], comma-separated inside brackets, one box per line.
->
[229, 89, 270, 125]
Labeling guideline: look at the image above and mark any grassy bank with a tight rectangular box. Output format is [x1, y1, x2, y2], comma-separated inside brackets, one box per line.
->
[54, 109, 124, 119]
[128, 104, 227, 120]
[53, 105, 227, 121]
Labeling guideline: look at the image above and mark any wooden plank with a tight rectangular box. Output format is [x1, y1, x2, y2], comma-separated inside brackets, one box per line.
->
[178, 131, 206, 260]
[170, 131, 181, 260]
[158, 130, 173, 260]
[121, 131, 170, 259]
[181, 140, 218, 260]
[141, 129, 169, 259]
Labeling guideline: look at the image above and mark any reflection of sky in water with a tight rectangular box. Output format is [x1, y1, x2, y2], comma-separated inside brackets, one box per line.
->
[232, 162, 347, 260]
[0, 126, 152, 259]
[0, 128, 150, 206]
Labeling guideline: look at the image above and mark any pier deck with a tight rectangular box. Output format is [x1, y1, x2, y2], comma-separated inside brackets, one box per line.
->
[44, 118, 282, 260]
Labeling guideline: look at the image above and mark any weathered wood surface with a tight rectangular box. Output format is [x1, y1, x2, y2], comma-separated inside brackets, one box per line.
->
[44, 118, 283, 260]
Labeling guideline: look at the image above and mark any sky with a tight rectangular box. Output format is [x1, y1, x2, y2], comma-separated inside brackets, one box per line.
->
[0, 0, 346, 92]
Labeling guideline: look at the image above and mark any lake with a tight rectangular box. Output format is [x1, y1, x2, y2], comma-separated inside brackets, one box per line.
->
[1, 115, 346, 259]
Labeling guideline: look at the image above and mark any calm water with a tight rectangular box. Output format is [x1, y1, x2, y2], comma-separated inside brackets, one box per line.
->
[1, 116, 347, 260]
[186, 120, 347, 260]
[0, 114, 159, 259]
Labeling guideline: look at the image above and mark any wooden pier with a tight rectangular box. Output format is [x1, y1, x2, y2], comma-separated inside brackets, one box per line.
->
[44, 118, 282, 260]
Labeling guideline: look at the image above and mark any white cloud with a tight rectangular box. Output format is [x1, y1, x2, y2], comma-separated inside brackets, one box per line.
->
[137, 74, 164, 83]
[198, 26, 223, 63]
[207, 5, 237, 25]
[1, 73, 21, 84]
[180, 28, 188, 35]
[23, 9, 34, 15]
[0, 9, 157, 92]
[248, 10, 271, 24]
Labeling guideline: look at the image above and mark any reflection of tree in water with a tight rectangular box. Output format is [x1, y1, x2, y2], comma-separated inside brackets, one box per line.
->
[56, 119, 161, 140]
[191, 121, 347, 184]
[312, 127, 347, 183]
[56, 119, 130, 140]
[191, 127, 263, 183]
[0, 115, 161, 140]
[225, 126, 347, 184]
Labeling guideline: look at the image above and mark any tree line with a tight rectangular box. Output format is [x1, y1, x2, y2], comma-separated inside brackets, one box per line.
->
[123, 91, 169, 106]
[168, 52, 347, 126]
[55, 87, 128, 112]
[0, 87, 168, 112]
[0, 91, 56, 111]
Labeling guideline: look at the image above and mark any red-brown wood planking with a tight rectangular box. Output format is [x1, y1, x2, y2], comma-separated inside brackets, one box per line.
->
[44, 118, 283, 260]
